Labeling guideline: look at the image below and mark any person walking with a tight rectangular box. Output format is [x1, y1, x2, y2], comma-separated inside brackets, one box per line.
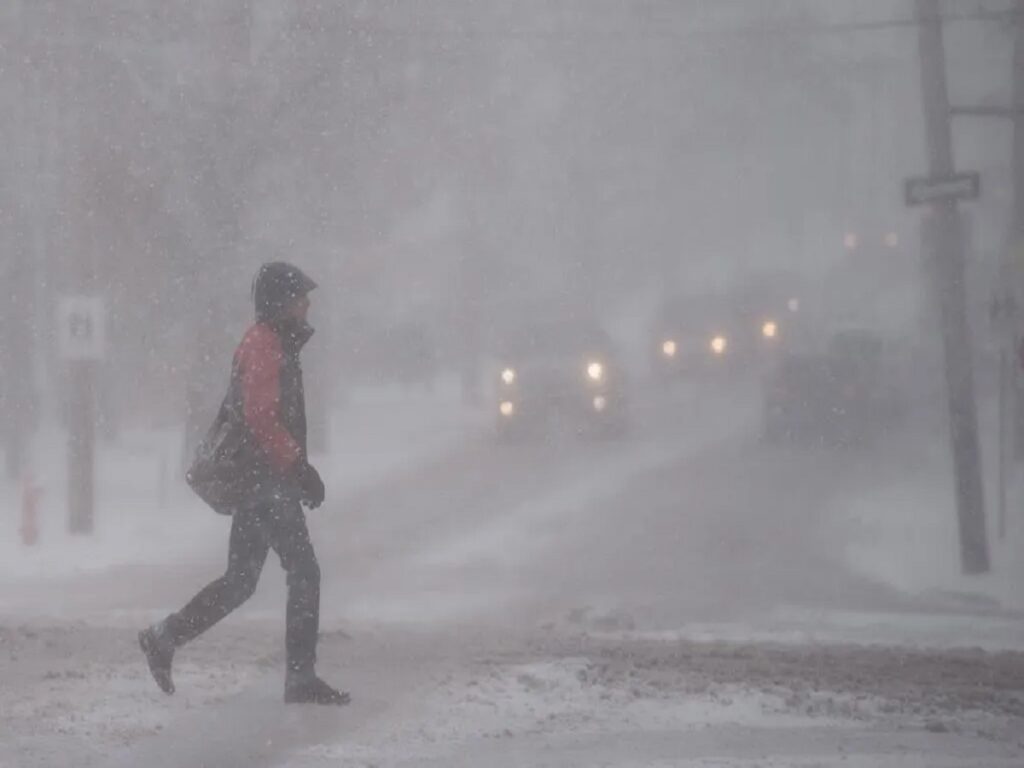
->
[139, 262, 348, 706]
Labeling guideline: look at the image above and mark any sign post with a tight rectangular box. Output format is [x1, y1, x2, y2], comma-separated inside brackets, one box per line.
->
[57, 296, 105, 535]
[913, 0, 989, 574]
[904, 172, 980, 207]
[991, 289, 1017, 541]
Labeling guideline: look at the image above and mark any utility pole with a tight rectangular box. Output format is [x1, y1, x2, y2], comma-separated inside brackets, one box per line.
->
[1, 0, 33, 482]
[63, 6, 98, 536]
[1014, 1, 1024, 264]
[915, 0, 990, 574]
[1010, 1, 1024, 468]
[953, 2, 1023, 540]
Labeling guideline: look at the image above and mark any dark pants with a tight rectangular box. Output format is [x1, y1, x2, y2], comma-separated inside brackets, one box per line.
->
[164, 498, 320, 676]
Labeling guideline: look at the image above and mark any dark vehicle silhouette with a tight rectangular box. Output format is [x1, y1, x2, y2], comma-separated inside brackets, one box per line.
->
[495, 320, 628, 440]
[762, 328, 905, 445]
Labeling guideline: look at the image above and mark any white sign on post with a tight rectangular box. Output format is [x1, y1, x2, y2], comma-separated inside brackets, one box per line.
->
[57, 296, 106, 361]
[904, 171, 980, 206]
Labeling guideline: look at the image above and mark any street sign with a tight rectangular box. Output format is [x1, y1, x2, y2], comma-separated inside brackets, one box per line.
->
[904, 171, 980, 206]
[57, 295, 106, 360]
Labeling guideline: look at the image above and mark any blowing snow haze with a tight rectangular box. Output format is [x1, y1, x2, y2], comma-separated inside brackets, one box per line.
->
[2, 2, 1024, 767]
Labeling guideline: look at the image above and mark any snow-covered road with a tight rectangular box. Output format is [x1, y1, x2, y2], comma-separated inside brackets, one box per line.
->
[2, 382, 1023, 767]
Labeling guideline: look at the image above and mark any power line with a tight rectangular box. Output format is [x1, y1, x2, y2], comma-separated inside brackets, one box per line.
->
[14, 5, 1018, 52]
[753, 7, 1017, 36]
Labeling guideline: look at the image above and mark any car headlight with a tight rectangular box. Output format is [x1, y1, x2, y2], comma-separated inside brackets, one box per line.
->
[592, 395, 608, 412]
[501, 367, 516, 385]
[499, 400, 515, 417]
[762, 320, 778, 340]
[587, 361, 605, 382]
[710, 335, 728, 355]
[661, 339, 677, 358]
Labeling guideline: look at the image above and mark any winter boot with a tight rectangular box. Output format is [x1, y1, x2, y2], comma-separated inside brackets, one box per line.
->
[139, 623, 176, 695]
[284, 672, 350, 706]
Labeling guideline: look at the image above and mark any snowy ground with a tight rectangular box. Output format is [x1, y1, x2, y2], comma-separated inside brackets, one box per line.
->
[2, 622, 1021, 768]
[840, 438, 1024, 616]
[2, 380, 1024, 767]
[286, 634, 1024, 768]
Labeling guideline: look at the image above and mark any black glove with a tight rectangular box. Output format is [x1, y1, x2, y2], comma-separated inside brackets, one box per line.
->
[295, 461, 325, 509]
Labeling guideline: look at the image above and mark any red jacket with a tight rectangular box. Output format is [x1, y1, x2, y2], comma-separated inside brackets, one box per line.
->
[235, 323, 305, 472]
[186, 319, 312, 513]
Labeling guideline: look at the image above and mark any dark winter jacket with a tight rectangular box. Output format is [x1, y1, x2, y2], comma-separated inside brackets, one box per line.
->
[187, 318, 313, 514]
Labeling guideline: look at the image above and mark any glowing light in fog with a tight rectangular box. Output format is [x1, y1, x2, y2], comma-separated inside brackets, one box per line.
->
[587, 361, 605, 381]
[787, 298, 800, 313]
[661, 340, 677, 358]
[710, 335, 728, 355]
[501, 367, 516, 385]
[593, 395, 607, 412]
[499, 401, 515, 417]
[762, 320, 778, 340]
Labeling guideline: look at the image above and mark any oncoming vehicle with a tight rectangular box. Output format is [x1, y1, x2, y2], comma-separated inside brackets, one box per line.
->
[733, 278, 803, 365]
[651, 294, 737, 383]
[651, 290, 793, 385]
[494, 320, 628, 440]
[762, 328, 905, 445]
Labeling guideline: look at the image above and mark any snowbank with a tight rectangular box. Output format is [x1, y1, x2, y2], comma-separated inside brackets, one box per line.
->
[839, 431, 1024, 615]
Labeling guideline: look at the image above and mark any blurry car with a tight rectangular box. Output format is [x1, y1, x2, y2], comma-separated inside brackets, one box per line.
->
[651, 294, 737, 383]
[732, 277, 803, 362]
[762, 328, 906, 445]
[651, 291, 790, 385]
[495, 320, 628, 440]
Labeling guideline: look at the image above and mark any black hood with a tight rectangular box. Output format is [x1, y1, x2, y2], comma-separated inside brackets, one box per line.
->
[252, 262, 318, 323]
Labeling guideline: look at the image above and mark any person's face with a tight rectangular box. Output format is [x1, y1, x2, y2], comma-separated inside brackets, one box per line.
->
[285, 293, 310, 322]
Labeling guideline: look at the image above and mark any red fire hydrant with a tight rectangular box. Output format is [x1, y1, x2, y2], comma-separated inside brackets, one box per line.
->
[20, 473, 42, 547]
